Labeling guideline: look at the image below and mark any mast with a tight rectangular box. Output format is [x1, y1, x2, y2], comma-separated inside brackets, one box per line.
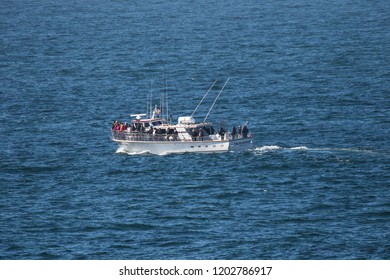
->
[203, 77, 230, 122]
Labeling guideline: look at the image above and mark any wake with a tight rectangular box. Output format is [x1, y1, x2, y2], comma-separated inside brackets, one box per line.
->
[253, 145, 378, 155]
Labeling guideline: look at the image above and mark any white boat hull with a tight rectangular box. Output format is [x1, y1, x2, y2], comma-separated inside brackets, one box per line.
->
[113, 138, 253, 155]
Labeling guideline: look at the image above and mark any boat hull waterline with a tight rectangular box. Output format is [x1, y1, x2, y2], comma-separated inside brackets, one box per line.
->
[113, 137, 253, 155]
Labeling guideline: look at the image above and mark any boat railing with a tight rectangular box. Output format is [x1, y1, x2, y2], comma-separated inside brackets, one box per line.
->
[111, 130, 252, 142]
[230, 132, 253, 140]
[112, 131, 206, 142]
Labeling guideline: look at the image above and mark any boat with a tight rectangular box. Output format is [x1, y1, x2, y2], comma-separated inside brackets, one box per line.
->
[111, 79, 253, 155]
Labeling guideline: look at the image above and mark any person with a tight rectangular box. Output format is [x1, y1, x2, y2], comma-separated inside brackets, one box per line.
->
[242, 125, 249, 138]
[114, 121, 121, 131]
[219, 127, 225, 140]
[166, 128, 175, 141]
[231, 126, 237, 139]
[154, 107, 161, 118]
[173, 129, 178, 141]
[198, 127, 204, 141]
[191, 128, 196, 141]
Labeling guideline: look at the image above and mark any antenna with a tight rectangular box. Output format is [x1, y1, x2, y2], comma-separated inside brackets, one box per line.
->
[191, 79, 217, 117]
[165, 75, 169, 121]
[149, 79, 153, 119]
[203, 77, 230, 122]
[160, 94, 163, 117]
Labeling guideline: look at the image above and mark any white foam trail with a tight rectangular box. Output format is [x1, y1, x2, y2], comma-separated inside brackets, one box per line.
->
[323, 147, 381, 155]
[253, 145, 381, 155]
[290, 146, 309, 150]
[255, 145, 282, 152]
[254, 146, 283, 155]
[254, 145, 309, 154]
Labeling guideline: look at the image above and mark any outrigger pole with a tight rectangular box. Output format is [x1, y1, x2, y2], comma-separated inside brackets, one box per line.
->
[191, 79, 217, 117]
[203, 77, 230, 122]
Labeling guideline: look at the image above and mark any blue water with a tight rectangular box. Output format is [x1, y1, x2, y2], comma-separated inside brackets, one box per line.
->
[1, 0, 389, 259]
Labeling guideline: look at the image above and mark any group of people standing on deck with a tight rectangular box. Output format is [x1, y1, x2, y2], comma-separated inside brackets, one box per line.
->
[112, 120, 179, 141]
[230, 124, 249, 139]
[112, 120, 145, 133]
[189, 124, 250, 141]
[218, 124, 249, 140]
[112, 120, 127, 131]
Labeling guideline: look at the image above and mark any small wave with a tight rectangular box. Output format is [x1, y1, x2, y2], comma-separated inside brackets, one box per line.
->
[115, 146, 127, 154]
[116, 148, 172, 156]
[116, 148, 151, 155]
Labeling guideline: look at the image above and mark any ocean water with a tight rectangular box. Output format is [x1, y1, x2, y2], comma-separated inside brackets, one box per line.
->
[1, 0, 389, 259]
